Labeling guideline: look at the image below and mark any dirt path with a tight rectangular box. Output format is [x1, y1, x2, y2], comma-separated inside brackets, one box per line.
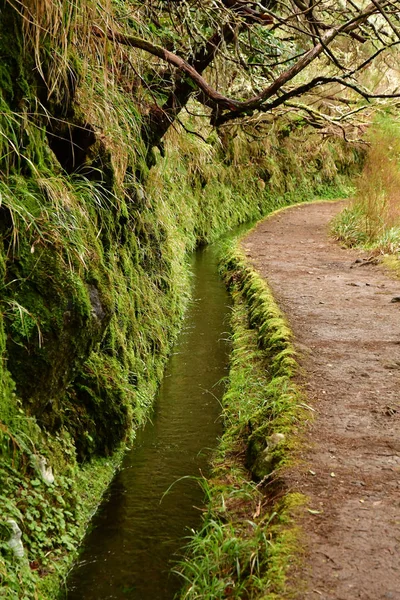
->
[242, 201, 400, 600]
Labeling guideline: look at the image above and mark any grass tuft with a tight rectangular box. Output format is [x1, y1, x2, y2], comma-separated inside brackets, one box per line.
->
[332, 115, 400, 255]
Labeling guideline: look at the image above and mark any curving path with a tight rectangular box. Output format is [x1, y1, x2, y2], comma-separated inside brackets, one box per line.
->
[242, 201, 400, 600]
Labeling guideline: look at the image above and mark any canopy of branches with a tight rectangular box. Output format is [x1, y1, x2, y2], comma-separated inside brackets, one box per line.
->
[14, 0, 400, 146]
[89, 0, 400, 145]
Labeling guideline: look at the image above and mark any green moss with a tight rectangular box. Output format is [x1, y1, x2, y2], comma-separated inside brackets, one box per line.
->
[177, 236, 309, 598]
[64, 354, 132, 459]
[0, 0, 33, 104]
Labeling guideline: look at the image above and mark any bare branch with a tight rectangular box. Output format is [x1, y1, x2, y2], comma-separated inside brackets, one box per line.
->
[370, 0, 400, 39]
[92, 25, 241, 111]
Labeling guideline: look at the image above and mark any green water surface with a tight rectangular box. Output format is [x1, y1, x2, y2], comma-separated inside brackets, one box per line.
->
[66, 246, 231, 599]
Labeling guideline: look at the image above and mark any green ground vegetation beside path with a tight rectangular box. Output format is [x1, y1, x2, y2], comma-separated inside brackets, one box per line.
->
[332, 116, 400, 258]
[177, 237, 308, 600]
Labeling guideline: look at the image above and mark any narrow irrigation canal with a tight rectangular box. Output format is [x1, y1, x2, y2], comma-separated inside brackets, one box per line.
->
[67, 246, 231, 599]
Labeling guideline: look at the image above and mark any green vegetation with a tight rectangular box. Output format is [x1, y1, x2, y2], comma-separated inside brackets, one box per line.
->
[332, 115, 400, 255]
[177, 238, 308, 599]
[0, 107, 356, 600]
[0, 1, 367, 598]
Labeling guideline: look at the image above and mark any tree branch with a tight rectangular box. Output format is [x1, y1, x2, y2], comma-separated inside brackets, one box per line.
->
[92, 0, 398, 145]
[214, 76, 400, 125]
[92, 26, 241, 112]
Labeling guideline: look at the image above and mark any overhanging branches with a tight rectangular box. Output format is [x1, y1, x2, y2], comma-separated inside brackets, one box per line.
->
[93, 0, 400, 146]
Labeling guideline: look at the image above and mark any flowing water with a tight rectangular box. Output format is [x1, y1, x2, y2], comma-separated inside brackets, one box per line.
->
[66, 245, 231, 599]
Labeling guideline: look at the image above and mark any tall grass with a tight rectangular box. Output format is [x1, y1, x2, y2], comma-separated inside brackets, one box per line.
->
[332, 115, 400, 253]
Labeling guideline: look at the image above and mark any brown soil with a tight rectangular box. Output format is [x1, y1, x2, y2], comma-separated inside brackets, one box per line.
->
[242, 201, 400, 600]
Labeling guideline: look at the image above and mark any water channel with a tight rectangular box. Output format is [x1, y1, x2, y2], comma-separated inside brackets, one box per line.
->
[66, 245, 232, 599]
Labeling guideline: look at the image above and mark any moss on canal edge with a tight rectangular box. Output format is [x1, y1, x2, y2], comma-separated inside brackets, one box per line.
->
[177, 235, 309, 599]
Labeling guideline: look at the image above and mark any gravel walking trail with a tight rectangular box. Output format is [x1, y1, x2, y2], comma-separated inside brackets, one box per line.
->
[242, 200, 400, 600]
